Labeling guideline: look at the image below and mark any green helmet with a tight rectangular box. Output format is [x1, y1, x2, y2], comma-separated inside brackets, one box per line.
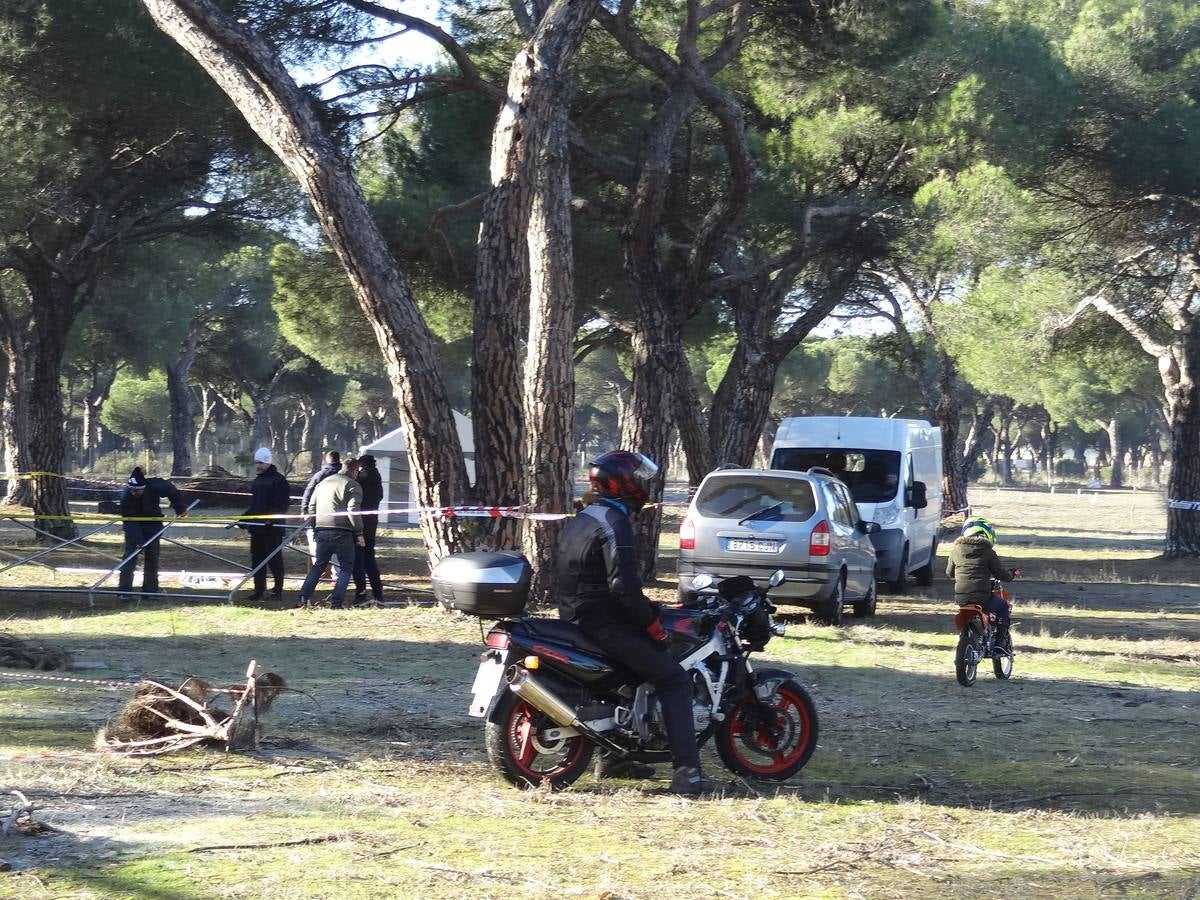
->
[962, 516, 996, 543]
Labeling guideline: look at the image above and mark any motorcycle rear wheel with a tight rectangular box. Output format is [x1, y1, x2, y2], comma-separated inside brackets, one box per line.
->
[955, 622, 982, 687]
[485, 691, 594, 790]
[715, 678, 818, 780]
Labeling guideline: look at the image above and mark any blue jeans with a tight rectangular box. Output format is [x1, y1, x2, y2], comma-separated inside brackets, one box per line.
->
[299, 530, 356, 605]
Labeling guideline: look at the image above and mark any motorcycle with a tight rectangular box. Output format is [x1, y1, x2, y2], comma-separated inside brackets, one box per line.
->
[953, 577, 1015, 687]
[455, 563, 819, 790]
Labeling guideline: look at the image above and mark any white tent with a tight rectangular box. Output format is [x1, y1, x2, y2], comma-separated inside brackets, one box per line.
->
[360, 412, 475, 524]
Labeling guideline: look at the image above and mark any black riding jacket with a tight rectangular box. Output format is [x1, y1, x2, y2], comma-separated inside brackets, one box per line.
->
[556, 499, 656, 629]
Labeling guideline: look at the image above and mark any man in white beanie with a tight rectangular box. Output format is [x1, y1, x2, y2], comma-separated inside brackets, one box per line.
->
[237, 447, 292, 601]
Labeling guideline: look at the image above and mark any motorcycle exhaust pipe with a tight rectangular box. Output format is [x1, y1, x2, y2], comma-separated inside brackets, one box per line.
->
[505, 666, 625, 754]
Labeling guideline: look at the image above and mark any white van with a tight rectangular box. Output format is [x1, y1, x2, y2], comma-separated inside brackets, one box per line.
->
[770, 417, 943, 591]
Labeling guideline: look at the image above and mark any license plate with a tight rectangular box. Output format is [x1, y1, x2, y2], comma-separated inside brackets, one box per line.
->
[468, 653, 507, 717]
[728, 538, 778, 553]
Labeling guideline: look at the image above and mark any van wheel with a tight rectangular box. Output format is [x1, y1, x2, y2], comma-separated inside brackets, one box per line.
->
[817, 575, 845, 626]
[914, 539, 937, 587]
[852, 577, 877, 618]
[888, 545, 909, 594]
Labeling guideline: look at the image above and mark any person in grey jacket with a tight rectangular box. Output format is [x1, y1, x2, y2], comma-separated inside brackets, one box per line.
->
[301, 450, 341, 575]
[295, 458, 364, 609]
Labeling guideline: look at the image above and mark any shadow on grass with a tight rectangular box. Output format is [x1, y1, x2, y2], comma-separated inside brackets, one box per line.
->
[4, 605, 1198, 827]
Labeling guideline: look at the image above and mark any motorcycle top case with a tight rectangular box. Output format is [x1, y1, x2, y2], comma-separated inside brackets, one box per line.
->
[431, 551, 531, 618]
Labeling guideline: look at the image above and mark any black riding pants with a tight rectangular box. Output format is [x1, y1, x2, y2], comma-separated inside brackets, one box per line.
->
[575, 617, 699, 769]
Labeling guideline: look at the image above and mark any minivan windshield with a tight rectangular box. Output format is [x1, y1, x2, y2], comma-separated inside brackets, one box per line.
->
[771, 448, 902, 504]
[695, 475, 817, 522]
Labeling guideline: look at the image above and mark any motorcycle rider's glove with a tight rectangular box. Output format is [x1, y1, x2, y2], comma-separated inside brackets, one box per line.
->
[645, 618, 670, 647]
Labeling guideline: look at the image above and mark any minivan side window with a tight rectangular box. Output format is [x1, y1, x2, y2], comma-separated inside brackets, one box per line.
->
[836, 483, 860, 525]
[824, 484, 854, 527]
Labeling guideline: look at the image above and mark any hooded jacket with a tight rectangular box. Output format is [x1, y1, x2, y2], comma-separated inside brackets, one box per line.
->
[119, 478, 186, 539]
[946, 534, 1013, 602]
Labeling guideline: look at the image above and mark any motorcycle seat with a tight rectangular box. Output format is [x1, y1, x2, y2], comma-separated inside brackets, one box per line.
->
[518, 618, 608, 657]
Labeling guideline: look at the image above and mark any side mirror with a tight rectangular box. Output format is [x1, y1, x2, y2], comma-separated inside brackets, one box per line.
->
[907, 481, 928, 510]
[859, 521, 881, 534]
[690, 573, 715, 592]
[767, 569, 786, 588]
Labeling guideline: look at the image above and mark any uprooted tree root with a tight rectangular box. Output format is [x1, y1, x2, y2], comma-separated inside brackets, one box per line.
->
[0, 632, 72, 671]
[97, 663, 286, 756]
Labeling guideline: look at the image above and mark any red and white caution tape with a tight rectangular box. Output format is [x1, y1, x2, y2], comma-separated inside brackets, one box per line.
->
[0, 670, 140, 688]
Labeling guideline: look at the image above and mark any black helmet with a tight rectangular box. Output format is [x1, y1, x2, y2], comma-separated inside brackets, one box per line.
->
[588, 450, 659, 512]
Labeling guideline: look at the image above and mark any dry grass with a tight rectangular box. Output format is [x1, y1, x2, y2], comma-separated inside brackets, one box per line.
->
[1, 486, 1198, 898]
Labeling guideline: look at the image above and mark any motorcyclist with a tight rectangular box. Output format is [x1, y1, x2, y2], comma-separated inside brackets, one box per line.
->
[946, 516, 1020, 640]
[556, 450, 723, 796]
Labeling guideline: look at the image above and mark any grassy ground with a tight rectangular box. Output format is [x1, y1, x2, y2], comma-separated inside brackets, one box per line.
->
[1, 487, 1198, 898]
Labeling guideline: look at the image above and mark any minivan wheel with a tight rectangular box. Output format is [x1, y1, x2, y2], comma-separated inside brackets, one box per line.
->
[888, 545, 909, 594]
[914, 539, 937, 587]
[852, 576, 877, 618]
[818, 575, 845, 626]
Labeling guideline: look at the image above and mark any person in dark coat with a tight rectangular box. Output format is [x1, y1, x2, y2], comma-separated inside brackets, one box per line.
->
[239, 447, 292, 601]
[301, 449, 341, 576]
[352, 454, 384, 605]
[946, 516, 1020, 635]
[117, 467, 188, 601]
[556, 450, 725, 796]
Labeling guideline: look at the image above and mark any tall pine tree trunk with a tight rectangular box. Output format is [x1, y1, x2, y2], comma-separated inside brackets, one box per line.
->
[0, 294, 33, 507]
[166, 333, 199, 476]
[1098, 417, 1123, 488]
[1164, 345, 1200, 556]
[25, 272, 75, 537]
[143, 0, 471, 564]
[517, 0, 600, 602]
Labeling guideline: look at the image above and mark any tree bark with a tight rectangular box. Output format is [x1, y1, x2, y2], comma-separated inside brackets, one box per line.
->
[23, 270, 76, 537]
[143, 0, 470, 564]
[0, 294, 33, 507]
[516, 0, 600, 603]
[1097, 417, 1123, 488]
[166, 332, 200, 476]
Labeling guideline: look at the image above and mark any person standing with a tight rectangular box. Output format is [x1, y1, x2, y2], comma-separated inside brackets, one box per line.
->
[296, 458, 364, 609]
[353, 453, 384, 606]
[117, 467, 188, 601]
[239, 447, 292, 602]
[301, 450, 341, 577]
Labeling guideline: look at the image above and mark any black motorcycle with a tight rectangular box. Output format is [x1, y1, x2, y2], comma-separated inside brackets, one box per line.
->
[435, 553, 819, 790]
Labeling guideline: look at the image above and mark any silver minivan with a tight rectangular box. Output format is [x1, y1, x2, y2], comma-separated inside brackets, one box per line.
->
[676, 468, 879, 625]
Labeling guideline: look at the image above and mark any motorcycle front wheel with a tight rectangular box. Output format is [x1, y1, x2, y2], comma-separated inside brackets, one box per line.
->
[484, 691, 594, 790]
[715, 678, 818, 780]
[955, 622, 982, 686]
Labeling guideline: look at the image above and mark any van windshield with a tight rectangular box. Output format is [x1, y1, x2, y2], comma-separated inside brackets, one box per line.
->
[771, 448, 902, 504]
[695, 475, 817, 523]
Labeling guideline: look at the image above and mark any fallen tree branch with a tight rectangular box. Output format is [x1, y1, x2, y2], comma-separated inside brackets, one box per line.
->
[186, 833, 348, 853]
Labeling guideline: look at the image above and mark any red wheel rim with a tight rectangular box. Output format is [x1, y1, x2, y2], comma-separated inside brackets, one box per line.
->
[727, 685, 813, 775]
[504, 698, 588, 781]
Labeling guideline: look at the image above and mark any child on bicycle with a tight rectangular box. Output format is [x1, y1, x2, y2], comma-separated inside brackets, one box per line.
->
[946, 516, 1020, 640]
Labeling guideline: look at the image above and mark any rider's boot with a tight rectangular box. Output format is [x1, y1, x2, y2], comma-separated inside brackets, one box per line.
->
[668, 766, 730, 796]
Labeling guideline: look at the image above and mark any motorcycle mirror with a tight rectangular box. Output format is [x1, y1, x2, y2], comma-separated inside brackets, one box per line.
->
[690, 573, 715, 591]
[768, 569, 786, 588]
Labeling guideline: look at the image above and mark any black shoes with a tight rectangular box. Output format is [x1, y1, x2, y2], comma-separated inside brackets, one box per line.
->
[668, 766, 729, 796]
